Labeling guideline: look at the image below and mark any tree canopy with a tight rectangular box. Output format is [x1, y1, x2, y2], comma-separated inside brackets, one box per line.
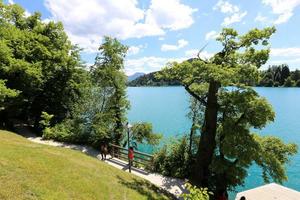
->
[0, 2, 87, 128]
[157, 27, 298, 196]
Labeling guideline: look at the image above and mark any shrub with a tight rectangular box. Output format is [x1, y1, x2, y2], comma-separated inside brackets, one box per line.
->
[151, 136, 191, 178]
[181, 183, 212, 200]
[42, 120, 74, 142]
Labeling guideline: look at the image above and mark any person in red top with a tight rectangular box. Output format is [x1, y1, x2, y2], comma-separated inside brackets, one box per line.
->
[128, 147, 134, 172]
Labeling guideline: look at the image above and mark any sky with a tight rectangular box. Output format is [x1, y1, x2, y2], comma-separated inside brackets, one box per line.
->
[5, 0, 300, 75]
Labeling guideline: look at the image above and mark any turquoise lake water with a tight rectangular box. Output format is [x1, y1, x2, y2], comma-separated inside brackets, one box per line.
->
[127, 86, 300, 195]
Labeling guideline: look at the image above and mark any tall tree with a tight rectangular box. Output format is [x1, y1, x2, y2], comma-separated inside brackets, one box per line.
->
[0, 2, 86, 128]
[92, 36, 129, 145]
[158, 27, 297, 195]
[281, 64, 290, 84]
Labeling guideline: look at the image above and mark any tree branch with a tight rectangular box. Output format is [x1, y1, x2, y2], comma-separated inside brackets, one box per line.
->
[235, 113, 246, 125]
[184, 84, 207, 106]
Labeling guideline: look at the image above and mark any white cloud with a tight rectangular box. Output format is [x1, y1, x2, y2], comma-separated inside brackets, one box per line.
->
[158, 37, 165, 41]
[146, 0, 197, 31]
[205, 31, 219, 40]
[128, 46, 141, 56]
[222, 11, 247, 26]
[267, 47, 300, 70]
[214, 0, 239, 13]
[214, 0, 247, 26]
[125, 56, 186, 75]
[185, 49, 214, 59]
[271, 47, 300, 57]
[262, 0, 300, 24]
[274, 12, 293, 24]
[161, 39, 188, 51]
[125, 49, 215, 75]
[128, 44, 147, 56]
[269, 58, 300, 64]
[255, 13, 269, 23]
[45, 0, 197, 52]
[8, 0, 14, 4]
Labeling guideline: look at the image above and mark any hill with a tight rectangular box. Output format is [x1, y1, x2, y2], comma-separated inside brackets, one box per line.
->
[128, 71, 180, 87]
[127, 72, 146, 82]
[0, 130, 170, 200]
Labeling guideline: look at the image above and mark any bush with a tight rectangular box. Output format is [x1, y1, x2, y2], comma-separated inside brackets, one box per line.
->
[181, 183, 212, 200]
[296, 80, 300, 87]
[151, 136, 191, 178]
[42, 117, 111, 146]
[42, 120, 74, 142]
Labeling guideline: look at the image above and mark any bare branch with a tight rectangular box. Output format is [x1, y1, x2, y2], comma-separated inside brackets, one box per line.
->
[197, 43, 209, 63]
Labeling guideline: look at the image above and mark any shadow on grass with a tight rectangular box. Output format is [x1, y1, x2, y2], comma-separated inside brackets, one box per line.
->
[117, 175, 176, 200]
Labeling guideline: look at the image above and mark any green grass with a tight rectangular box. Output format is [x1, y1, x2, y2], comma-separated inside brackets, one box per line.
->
[0, 130, 171, 200]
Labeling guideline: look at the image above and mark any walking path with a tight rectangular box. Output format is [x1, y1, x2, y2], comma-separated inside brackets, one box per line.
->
[12, 121, 186, 198]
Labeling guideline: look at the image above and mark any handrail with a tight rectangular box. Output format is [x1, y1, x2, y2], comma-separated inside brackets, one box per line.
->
[110, 143, 153, 158]
[109, 143, 154, 172]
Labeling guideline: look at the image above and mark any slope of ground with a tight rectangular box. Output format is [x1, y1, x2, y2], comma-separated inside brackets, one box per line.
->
[0, 130, 170, 200]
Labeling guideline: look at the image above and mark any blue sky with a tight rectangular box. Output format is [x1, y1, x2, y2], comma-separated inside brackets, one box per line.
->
[5, 0, 300, 75]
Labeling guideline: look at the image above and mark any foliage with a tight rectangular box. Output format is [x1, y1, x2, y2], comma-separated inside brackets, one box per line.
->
[91, 36, 129, 145]
[254, 134, 298, 183]
[125, 122, 162, 150]
[128, 71, 180, 87]
[39, 111, 54, 128]
[42, 120, 73, 142]
[0, 79, 19, 110]
[151, 136, 191, 178]
[259, 64, 297, 87]
[181, 183, 212, 200]
[39, 111, 54, 136]
[283, 77, 295, 87]
[0, 2, 87, 128]
[291, 69, 300, 82]
[157, 27, 298, 193]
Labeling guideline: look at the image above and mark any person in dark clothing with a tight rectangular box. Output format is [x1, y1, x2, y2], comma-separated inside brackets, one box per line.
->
[100, 142, 108, 160]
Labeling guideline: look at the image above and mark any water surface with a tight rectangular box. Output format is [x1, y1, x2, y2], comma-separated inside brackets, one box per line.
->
[127, 87, 300, 195]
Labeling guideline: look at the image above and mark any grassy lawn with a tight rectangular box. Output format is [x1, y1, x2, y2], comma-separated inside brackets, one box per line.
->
[0, 130, 171, 200]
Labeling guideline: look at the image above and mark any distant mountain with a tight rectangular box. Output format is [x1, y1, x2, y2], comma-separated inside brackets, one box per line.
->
[127, 72, 145, 82]
[128, 71, 181, 87]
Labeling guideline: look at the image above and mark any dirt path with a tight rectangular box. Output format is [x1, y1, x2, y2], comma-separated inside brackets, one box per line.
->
[12, 122, 186, 198]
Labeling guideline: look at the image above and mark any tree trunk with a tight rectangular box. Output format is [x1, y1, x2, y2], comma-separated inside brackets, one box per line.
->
[190, 80, 219, 187]
[189, 111, 197, 155]
[189, 125, 194, 155]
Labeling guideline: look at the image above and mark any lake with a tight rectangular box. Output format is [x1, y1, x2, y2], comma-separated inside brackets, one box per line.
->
[127, 86, 300, 195]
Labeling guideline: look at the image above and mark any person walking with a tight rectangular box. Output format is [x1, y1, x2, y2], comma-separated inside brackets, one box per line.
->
[128, 147, 134, 173]
[100, 142, 108, 160]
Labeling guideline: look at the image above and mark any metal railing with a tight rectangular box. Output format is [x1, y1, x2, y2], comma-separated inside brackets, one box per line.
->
[110, 143, 153, 172]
